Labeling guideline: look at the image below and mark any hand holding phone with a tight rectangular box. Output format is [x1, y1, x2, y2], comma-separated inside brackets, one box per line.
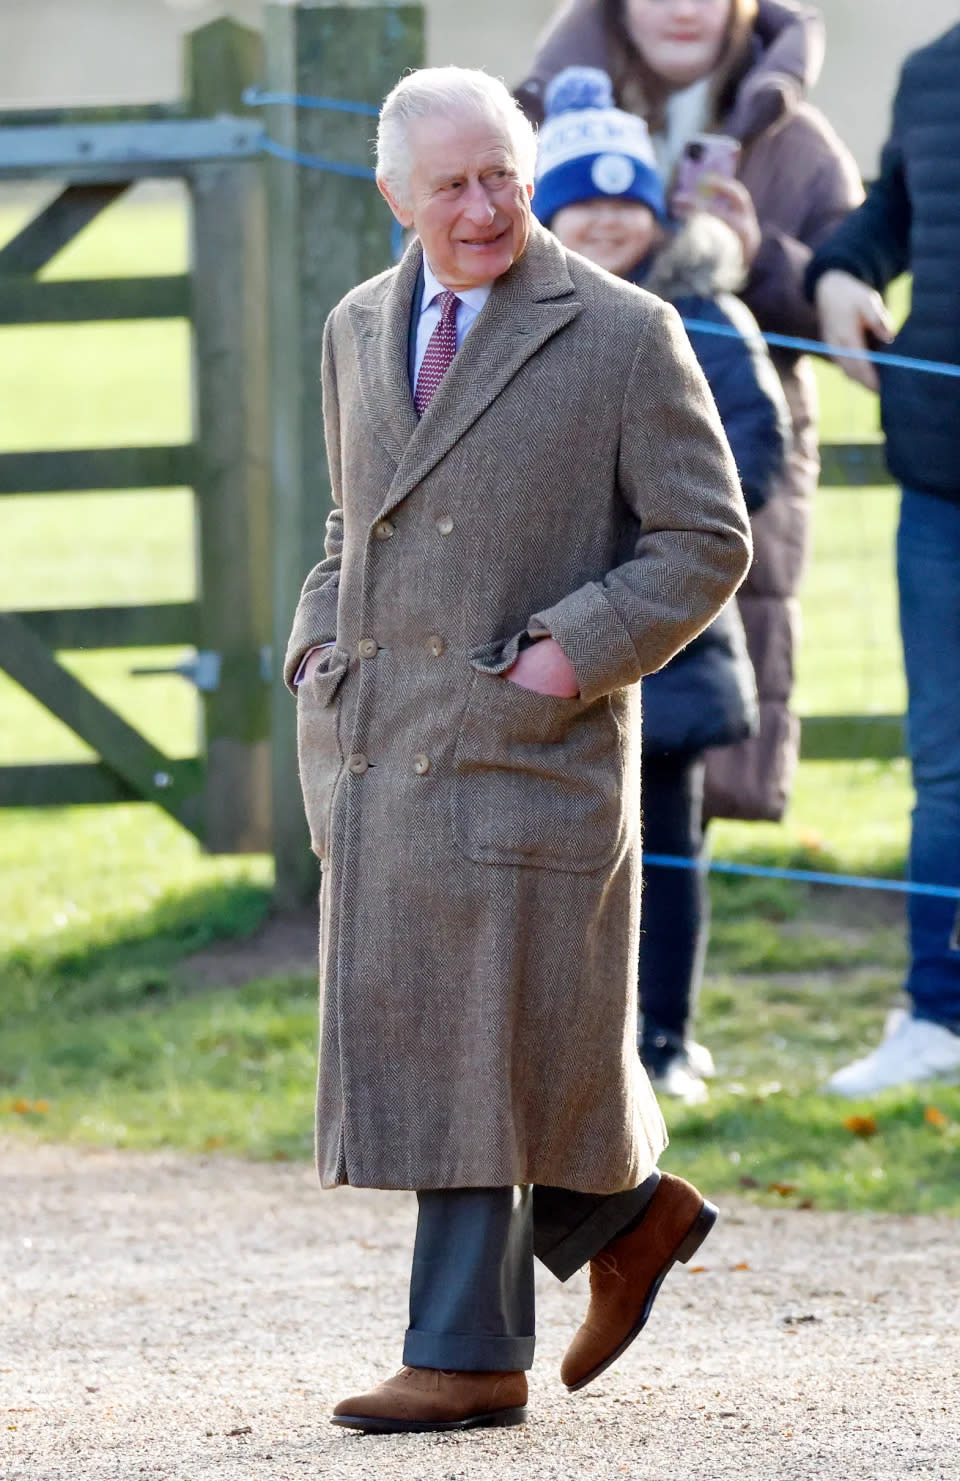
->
[671, 134, 760, 265]
[672, 133, 741, 203]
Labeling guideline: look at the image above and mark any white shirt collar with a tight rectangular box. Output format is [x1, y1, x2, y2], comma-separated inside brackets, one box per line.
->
[422, 257, 493, 317]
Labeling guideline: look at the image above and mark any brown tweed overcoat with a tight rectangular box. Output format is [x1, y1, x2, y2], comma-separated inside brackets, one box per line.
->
[284, 222, 751, 1194]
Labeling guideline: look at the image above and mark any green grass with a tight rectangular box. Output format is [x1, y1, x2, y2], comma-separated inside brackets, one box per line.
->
[2, 194, 955, 1213]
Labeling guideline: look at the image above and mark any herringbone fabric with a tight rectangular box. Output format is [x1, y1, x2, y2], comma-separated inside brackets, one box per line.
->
[285, 224, 752, 1194]
[414, 290, 459, 416]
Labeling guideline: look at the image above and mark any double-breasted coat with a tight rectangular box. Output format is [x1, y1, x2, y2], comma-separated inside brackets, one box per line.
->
[284, 222, 751, 1194]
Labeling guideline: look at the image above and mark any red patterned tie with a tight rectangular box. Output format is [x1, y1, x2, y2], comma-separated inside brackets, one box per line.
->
[414, 289, 460, 416]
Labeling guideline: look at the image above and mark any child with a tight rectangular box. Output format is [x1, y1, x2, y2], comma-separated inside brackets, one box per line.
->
[535, 66, 790, 1102]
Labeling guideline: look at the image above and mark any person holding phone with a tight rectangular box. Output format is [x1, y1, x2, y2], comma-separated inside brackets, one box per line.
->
[517, 1, 861, 846]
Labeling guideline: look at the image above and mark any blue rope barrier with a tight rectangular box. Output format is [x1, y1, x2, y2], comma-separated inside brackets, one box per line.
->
[681, 316, 960, 381]
[643, 853, 960, 901]
[258, 134, 376, 181]
[243, 85, 380, 118]
[257, 136, 405, 258]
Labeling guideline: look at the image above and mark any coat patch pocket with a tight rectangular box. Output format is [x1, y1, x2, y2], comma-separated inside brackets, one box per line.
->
[296, 652, 349, 859]
[452, 668, 624, 872]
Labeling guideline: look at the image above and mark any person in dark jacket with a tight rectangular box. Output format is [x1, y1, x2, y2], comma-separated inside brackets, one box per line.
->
[535, 67, 790, 1101]
[806, 24, 960, 1098]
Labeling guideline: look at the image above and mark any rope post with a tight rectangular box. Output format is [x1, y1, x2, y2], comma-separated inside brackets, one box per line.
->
[263, 3, 424, 911]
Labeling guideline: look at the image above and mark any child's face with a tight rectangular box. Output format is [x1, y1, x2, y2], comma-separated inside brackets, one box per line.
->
[550, 199, 661, 277]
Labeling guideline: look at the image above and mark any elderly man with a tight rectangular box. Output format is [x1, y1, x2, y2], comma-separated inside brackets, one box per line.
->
[285, 66, 751, 1434]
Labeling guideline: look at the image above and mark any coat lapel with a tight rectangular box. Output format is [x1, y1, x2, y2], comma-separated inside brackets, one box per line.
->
[377, 224, 582, 520]
[347, 241, 422, 466]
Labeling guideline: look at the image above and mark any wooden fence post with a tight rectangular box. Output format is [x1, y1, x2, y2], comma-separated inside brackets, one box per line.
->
[263, 3, 424, 910]
[186, 21, 273, 852]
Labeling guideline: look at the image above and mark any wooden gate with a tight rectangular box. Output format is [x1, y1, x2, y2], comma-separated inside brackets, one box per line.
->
[0, 21, 272, 853]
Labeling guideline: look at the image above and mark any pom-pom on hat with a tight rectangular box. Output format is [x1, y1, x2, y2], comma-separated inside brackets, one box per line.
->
[534, 67, 666, 226]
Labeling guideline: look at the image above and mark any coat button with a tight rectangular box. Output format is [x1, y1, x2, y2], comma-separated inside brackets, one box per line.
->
[373, 519, 395, 541]
[412, 754, 430, 776]
[358, 637, 378, 659]
[436, 514, 455, 536]
[426, 634, 445, 657]
[347, 753, 369, 775]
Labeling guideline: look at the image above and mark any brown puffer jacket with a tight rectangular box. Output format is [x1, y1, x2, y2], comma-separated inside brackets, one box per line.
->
[517, 0, 863, 819]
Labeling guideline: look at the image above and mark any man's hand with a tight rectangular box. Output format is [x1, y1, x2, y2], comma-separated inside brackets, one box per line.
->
[505, 637, 579, 698]
[815, 269, 894, 393]
[299, 644, 334, 686]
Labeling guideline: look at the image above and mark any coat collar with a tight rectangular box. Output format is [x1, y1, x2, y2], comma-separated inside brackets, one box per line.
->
[347, 222, 581, 517]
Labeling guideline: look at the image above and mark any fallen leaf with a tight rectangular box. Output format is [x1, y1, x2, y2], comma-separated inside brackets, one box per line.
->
[783, 1314, 819, 1325]
[766, 1182, 797, 1197]
[687, 1265, 708, 1274]
[225, 1426, 252, 1437]
[843, 1114, 879, 1136]
[730, 1262, 750, 1271]
[203, 1136, 226, 1150]
[738, 1175, 760, 1189]
[7, 1098, 48, 1116]
[924, 1106, 949, 1128]
[797, 1198, 817, 1210]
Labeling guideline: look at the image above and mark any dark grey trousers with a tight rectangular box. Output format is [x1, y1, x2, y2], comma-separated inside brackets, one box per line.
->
[402, 1173, 661, 1372]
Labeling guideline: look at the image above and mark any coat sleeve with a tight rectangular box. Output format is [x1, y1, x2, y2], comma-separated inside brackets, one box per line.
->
[691, 298, 791, 513]
[742, 124, 864, 338]
[282, 313, 345, 694]
[804, 74, 911, 298]
[528, 299, 753, 705]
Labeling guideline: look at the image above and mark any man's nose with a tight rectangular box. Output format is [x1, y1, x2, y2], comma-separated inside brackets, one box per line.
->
[460, 181, 497, 224]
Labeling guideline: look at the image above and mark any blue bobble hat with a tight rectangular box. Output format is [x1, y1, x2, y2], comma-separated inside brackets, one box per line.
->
[534, 67, 666, 226]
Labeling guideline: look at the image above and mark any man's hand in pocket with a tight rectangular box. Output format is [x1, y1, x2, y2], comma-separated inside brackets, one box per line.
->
[505, 637, 579, 698]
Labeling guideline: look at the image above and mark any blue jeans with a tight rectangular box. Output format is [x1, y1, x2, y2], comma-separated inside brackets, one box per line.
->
[897, 488, 960, 1029]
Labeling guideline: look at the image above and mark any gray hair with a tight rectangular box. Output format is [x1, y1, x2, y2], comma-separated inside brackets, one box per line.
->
[377, 67, 537, 208]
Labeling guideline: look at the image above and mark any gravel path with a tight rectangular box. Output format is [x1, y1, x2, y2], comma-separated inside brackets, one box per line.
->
[3, 1139, 958, 1481]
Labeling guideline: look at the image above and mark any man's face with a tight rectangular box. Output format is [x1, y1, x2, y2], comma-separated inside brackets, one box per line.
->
[551, 199, 661, 278]
[380, 108, 534, 290]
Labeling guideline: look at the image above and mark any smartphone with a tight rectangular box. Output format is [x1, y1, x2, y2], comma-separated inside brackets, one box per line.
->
[673, 134, 741, 201]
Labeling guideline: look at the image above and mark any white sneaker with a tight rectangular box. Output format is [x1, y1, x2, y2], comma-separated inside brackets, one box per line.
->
[824, 1014, 960, 1098]
[650, 1055, 710, 1106]
[684, 1039, 716, 1079]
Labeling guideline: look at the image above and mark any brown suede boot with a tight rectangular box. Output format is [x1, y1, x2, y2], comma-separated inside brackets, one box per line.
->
[561, 1172, 718, 1392]
[331, 1366, 528, 1433]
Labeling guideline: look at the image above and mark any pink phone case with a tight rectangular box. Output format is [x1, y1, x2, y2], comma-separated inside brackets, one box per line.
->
[674, 134, 741, 200]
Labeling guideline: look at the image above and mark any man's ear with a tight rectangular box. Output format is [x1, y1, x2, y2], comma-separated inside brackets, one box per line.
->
[377, 175, 415, 229]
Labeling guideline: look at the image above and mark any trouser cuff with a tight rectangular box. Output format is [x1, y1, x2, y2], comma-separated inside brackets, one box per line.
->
[536, 1170, 662, 1283]
[402, 1328, 535, 1372]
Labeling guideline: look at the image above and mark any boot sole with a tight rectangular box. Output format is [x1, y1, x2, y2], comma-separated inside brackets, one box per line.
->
[331, 1405, 527, 1434]
[565, 1198, 719, 1393]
